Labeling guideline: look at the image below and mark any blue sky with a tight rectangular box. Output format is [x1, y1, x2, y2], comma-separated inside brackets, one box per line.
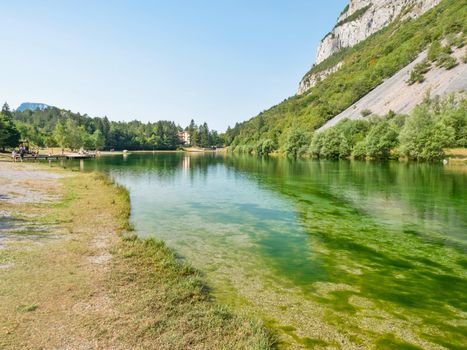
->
[1, 0, 346, 131]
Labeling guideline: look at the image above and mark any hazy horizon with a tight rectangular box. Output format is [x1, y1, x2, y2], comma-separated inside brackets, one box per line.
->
[2, 0, 346, 131]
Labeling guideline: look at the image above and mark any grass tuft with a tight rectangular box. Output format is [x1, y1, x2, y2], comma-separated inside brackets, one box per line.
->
[16, 304, 39, 313]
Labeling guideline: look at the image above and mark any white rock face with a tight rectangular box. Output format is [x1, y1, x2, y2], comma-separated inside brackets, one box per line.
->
[297, 0, 441, 95]
[317, 0, 441, 64]
[297, 63, 343, 95]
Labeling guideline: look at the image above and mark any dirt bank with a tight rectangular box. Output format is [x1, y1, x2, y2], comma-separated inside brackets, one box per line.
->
[0, 161, 272, 349]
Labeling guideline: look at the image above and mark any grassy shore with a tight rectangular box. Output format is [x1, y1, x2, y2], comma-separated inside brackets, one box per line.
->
[0, 159, 273, 349]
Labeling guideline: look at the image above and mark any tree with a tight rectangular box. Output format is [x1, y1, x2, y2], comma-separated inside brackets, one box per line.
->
[0, 112, 20, 150]
[284, 129, 310, 158]
[65, 119, 83, 150]
[261, 139, 276, 155]
[320, 128, 343, 159]
[399, 104, 455, 161]
[187, 119, 197, 146]
[199, 123, 210, 148]
[53, 121, 68, 150]
[310, 132, 324, 157]
[93, 129, 106, 150]
[352, 140, 367, 159]
[256, 139, 276, 156]
[82, 126, 95, 149]
[338, 134, 352, 158]
[2, 103, 12, 117]
[365, 121, 398, 158]
[44, 135, 57, 148]
[437, 98, 467, 147]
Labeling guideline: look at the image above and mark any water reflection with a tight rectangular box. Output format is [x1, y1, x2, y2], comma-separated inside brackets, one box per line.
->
[62, 153, 467, 349]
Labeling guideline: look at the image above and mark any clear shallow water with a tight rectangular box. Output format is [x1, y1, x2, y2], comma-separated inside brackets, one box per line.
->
[69, 153, 466, 349]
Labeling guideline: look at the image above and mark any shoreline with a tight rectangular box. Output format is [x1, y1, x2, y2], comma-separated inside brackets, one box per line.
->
[0, 160, 273, 349]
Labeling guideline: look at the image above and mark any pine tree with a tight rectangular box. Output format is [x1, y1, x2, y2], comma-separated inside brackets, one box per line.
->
[0, 105, 20, 150]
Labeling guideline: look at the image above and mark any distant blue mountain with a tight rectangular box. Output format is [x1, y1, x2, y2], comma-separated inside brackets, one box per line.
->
[16, 102, 53, 112]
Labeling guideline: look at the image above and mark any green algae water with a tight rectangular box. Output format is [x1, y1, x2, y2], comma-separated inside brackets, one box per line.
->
[74, 153, 466, 349]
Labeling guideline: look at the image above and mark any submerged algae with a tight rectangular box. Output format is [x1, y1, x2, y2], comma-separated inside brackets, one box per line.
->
[63, 154, 467, 349]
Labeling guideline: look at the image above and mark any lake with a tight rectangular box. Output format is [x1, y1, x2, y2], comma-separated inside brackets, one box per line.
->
[68, 153, 466, 349]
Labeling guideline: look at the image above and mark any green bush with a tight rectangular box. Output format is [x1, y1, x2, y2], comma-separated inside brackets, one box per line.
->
[407, 59, 431, 85]
[399, 104, 455, 160]
[310, 96, 463, 161]
[365, 121, 399, 158]
[262, 139, 276, 155]
[309, 132, 324, 157]
[284, 129, 311, 158]
[437, 98, 467, 147]
[256, 139, 276, 156]
[427, 41, 443, 61]
[338, 134, 352, 158]
[320, 128, 343, 159]
[436, 53, 458, 69]
[427, 40, 457, 69]
[352, 141, 367, 159]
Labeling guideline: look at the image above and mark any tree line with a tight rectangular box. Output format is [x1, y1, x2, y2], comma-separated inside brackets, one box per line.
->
[0, 103, 224, 151]
[235, 95, 466, 161]
[186, 119, 223, 148]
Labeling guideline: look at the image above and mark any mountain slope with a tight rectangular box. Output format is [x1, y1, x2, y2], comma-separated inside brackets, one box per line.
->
[16, 102, 52, 112]
[226, 0, 466, 152]
[319, 46, 467, 131]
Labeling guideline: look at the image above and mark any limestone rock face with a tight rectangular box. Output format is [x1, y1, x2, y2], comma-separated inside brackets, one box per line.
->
[297, 63, 343, 95]
[297, 0, 441, 95]
[316, 0, 440, 64]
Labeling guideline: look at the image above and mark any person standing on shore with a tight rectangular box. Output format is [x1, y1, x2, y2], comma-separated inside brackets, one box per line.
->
[19, 146, 25, 162]
[11, 149, 17, 162]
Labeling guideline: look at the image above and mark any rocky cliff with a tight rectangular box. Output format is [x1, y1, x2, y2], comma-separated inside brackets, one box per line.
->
[298, 0, 441, 94]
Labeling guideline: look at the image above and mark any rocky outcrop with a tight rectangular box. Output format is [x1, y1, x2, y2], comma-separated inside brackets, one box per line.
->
[316, 0, 440, 64]
[297, 63, 342, 95]
[298, 0, 441, 95]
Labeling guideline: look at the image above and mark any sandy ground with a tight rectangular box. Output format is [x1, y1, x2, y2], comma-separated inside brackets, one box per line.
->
[0, 162, 64, 253]
[0, 161, 123, 349]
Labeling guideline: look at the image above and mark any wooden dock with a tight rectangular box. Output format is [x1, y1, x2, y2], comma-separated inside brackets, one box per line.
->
[18, 153, 97, 161]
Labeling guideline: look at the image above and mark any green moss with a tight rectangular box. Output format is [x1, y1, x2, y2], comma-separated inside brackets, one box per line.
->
[376, 334, 423, 350]
[279, 325, 296, 332]
[278, 324, 329, 349]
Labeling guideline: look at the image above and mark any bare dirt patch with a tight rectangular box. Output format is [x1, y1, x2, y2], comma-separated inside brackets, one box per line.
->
[0, 161, 273, 349]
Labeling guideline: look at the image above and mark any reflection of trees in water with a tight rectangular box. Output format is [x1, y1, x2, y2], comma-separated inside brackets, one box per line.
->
[224, 155, 467, 345]
[224, 156, 466, 237]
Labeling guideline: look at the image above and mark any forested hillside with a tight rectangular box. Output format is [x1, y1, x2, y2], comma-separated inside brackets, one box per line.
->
[0, 103, 222, 151]
[225, 0, 466, 157]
